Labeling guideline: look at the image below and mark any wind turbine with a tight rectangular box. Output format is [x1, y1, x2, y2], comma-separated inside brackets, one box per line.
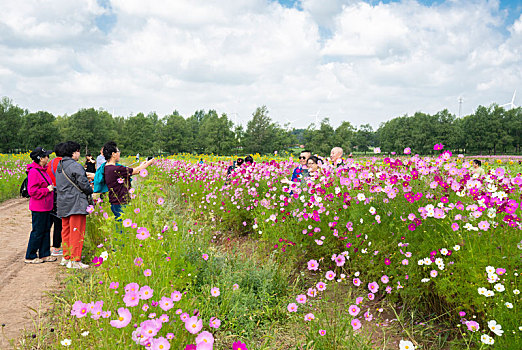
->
[307, 110, 322, 129]
[500, 90, 517, 110]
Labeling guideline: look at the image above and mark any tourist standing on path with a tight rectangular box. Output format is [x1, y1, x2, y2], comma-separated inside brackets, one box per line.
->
[103, 141, 154, 219]
[96, 147, 106, 169]
[46, 142, 65, 256]
[56, 141, 93, 269]
[25, 147, 57, 264]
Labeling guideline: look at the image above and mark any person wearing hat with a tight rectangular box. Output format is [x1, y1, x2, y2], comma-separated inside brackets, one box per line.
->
[25, 147, 57, 264]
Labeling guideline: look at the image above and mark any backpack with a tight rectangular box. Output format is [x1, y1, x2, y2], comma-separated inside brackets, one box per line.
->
[20, 176, 30, 198]
[93, 162, 108, 193]
[20, 168, 51, 198]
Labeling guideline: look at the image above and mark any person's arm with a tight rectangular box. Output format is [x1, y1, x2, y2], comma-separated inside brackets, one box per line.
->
[28, 169, 53, 199]
[72, 163, 94, 195]
[131, 158, 155, 175]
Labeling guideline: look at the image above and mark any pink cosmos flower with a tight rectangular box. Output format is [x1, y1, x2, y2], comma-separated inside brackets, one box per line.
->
[92, 256, 103, 266]
[325, 271, 336, 281]
[202, 254, 209, 261]
[287, 303, 298, 312]
[384, 258, 391, 265]
[209, 316, 221, 328]
[319, 329, 326, 336]
[496, 268, 506, 275]
[123, 219, 132, 227]
[180, 312, 190, 322]
[139, 286, 154, 300]
[109, 307, 132, 328]
[185, 316, 203, 334]
[141, 319, 160, 338]
[381, 275, 389, 284]
[139, 169, 148, 177]
[233, 283, 239, 290]
[109, 282, 119, 289]
[368, 282, 379, 293]
[307, 288, 317, 297]
[316, 282, 326, 291]
[368, 293, 375, 300]
[351, 318, 362, 330]
[296, 294, 307, 304]
[451, 223, 459, 231]
[404, 147, 411, 155]
[477, 221, 490, 231]
[134, 257, 143, 267]
[335, 255, 346, 266]
[466, 320, 479, 332]
[151, 337, 170, 350]
[157, 197, 164, 205]
[304, 313, 315, 321]
[356, 296, 364, 305]
[144, 269, 152, 277]
[196, 331, 215, 346]
[117, 177, 124, 184]
[210, 287, 220, 297]
[430, 270, 438, 278]
[364, 310, 373, 321]
[353, 278, 361, 286]
[134, 208, 140, 214]
[171, 291, 182, 302]
[137, 227, 150, 240]
[123, 291, 140, 307]
[159, 297, 174, 311]
[307, 259, 319, 271]
[348, 305, 360, 316]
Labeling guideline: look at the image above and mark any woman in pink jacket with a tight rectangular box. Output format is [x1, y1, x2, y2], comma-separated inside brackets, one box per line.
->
[25, 147, 57, 264]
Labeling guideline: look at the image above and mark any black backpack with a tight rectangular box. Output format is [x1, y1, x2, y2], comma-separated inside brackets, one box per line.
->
[19, 169, 51, 198]
[20, 175, 30, 198]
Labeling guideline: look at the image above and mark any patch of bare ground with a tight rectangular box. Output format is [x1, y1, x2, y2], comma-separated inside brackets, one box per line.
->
[0, 198, 63, 349]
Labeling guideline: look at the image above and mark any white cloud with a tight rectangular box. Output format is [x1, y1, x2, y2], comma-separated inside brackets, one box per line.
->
[0, 0, 520, 129]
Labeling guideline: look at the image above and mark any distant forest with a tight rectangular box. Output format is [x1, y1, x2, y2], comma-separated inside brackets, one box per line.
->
[0, 97, 520, 156]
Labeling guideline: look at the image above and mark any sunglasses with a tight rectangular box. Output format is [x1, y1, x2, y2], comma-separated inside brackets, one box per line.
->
[299, 156, 307, 159]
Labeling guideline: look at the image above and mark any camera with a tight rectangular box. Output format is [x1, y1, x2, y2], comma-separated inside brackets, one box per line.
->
[147, 156, 154, 161]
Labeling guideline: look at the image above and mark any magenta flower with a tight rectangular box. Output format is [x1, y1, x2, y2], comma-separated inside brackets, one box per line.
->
[451, 223, 459, 231]
[325, 271, 336, 281]
[109, 307, 132, 328]
[232, 341, 248, 350]
[348, 305, 360, 316]
[353, 278, 361, 286]
[384, 258, 391, 265]
[368, 282, 379, 293]
[109, 282, 119, 289]
[307, 259, 319, 271]
[92, 256, 104, 267]
[185, 316, 203, 334]
[202, 254, 209, 261]
[351, 318, 362, 330]
[134, 257, 143, 267]
[319, 329, 326, 336]
[316, 282, 326, 291]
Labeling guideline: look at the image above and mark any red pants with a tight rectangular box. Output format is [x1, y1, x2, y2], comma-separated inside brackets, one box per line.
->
[61, 215, 87, 262]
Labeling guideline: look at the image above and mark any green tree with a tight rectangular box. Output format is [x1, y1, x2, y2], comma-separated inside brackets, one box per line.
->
[62, 108, 116, 153]
[19, 111, 60, 151]
[161, 111, 192, 154]
[198, 111, 236, 155]
[0, 97, 25, 152]
[243, 106, 285, 155]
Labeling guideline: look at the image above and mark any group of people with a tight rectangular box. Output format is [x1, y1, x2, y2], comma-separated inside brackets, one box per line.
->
[24, 141, 154, 269]
[282, 146, 347, 185]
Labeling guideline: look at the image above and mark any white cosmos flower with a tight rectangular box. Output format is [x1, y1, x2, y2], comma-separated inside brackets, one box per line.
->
[357, 193, 366, 201]
[453, 245, 460, 251]
[81, 331, 89, 337]
[480, 334, 494, 345]
[440, 248, 448, 255]
[417, 260, 424, 266]
[488, 320, 504, 336]
[423, 257, 432, 265]
[435, 258, 443, 265]
[61, 339, 72, 346]
[513, 289, 520, 295]
[494, 283, 505, 292]
[485, 265, 496, 273]
[505, 302, 513, 309]
[399, 339, 416, 350]
[478, 287, 487, 295]
[485, 290, 495, 297]
[421, 278, 430, 283]
[487, 273, 499, 283]
[100, 251, 108, 260]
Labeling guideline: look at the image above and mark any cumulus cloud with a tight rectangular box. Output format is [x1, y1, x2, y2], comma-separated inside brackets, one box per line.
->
[0, 0, 520, 128]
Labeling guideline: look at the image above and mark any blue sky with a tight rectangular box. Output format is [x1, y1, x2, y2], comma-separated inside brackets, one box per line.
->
[0, 0, 520, 128]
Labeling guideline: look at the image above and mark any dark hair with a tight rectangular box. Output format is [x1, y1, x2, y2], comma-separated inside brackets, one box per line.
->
[301, 150, 312, 154]
[54, 142, 66, 157]
[86, 152, 92, 157]
[245, 155, 254, 164]
[473, 159, 482, 167]
[307, 155, 320, 164]
[62, 141, 81, 157]
[103, 141, 118, 160]
[236, 157, 244, 166]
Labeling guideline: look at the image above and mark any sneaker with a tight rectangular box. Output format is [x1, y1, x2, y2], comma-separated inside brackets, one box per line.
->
[41, 256, 57, 262]
[51, 247, 63, 256]
[67, 261, 89, 269]
[60, 258, 69, 266]
[24, 258, 44, 264]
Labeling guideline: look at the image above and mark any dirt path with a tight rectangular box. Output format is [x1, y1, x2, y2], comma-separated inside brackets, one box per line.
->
[0, 198, 60, 349]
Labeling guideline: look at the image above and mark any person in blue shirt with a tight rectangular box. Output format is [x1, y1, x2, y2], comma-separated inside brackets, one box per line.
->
[282, 150, 311, 185]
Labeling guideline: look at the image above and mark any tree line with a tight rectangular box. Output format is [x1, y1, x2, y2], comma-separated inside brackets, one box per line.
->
[0, 97, 520, 156]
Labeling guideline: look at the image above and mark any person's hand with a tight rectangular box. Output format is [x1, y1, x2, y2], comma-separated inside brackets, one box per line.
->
[47, 185, 54, 192]
[86, 172, 95, 180]
[281, 178, 290, 184]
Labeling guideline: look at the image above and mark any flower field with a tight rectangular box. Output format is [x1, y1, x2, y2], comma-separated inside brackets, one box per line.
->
[0, 153, 29, 202]
[3, 150, 522, 349]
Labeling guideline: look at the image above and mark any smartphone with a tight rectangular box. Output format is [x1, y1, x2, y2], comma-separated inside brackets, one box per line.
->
[147, 156, 154, 161]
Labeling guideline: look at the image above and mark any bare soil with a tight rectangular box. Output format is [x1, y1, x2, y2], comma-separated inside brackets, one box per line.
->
[0, 198, 60, 349]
